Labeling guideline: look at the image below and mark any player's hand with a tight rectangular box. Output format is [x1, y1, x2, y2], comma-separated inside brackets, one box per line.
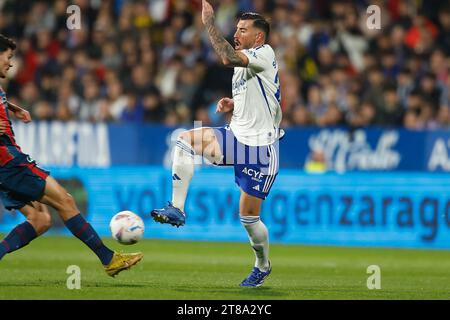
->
[216, 98, 234, 113]
[202, 0, 215, 26]
[0, 120, 7, 135]
[14, 109, 32, 123]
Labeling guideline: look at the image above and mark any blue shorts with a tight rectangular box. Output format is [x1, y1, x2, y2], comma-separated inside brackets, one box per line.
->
[212, 126, 280, 200]
[0, 153, 49, 210]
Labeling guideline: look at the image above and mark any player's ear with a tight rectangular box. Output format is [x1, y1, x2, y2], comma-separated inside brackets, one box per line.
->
[256, 31, 264, 43]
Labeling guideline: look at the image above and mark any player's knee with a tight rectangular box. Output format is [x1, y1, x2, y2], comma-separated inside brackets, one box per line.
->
[38, 211, 52, 234]
[50, 190, 77, 213]
[60, 192, 77, 211]
[243, 208, 259, 216]
[28, 211, 52, 235]
[240, 198, 262, 216]
[178, 131, 192, 144]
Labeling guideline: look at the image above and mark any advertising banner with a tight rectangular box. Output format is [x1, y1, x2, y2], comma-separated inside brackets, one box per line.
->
[1, 167, 449, 249]
[12, 121, 450, 172]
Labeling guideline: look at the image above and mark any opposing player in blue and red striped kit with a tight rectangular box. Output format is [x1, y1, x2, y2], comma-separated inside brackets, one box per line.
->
[0, 34, 143, 276]
[151, 1, 283, 287]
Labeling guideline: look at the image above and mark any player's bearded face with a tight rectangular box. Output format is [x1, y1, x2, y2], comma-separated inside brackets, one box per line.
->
[0, 48, 13, 79]
[234, 20, 259, 50]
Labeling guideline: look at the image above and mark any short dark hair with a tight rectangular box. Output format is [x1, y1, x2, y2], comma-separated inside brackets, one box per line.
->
[0, 34, 16, 53]
[238, 12, 270, 41]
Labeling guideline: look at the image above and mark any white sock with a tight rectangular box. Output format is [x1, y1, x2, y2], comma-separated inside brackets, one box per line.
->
[172, 138, 195, 212]
[240, 215, 270, 272]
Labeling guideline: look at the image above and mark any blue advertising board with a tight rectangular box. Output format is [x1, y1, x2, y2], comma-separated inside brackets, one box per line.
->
[11, 121, 450, 172]
[1, 167, 450, 249]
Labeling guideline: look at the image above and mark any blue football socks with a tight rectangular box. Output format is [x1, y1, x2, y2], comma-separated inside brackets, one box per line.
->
[0, 221, 37, 260]
[64, 213, 114, 265]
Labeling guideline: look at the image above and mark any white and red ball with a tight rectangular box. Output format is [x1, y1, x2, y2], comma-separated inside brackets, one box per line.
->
[110, 211, 145, 245]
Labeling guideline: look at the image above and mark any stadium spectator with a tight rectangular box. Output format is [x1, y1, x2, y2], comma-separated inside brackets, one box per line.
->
[437, 7, 450, 55]
[363, 67, 385, 111]
[121, 93, 144, 123]
[396, 67, 414, 108]
[436, 106, 450, 129]
[376, 84, 404, 127]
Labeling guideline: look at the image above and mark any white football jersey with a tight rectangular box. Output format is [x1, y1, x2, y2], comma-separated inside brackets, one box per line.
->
[229, 44, 282, 146]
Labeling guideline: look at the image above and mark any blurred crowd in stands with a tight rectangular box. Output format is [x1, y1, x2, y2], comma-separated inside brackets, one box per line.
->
[0, 0, 449, 129]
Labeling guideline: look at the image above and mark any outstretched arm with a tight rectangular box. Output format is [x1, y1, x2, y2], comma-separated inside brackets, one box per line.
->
[7, 101, 32, 123]
[202, 0, 248, 68]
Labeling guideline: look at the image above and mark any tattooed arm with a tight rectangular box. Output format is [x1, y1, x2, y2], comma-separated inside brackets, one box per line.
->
[201, 0, 249, 68]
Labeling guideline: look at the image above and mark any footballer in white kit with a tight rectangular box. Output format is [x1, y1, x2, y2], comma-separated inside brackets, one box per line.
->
[214, 42, 283, 200]
[151, 0, 283, 287]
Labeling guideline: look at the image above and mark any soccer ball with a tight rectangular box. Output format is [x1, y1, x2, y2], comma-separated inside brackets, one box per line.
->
[110, 211, 145, 245]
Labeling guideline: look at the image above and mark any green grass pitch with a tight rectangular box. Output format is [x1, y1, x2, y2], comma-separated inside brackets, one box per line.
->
[0, 235, 449, 300]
